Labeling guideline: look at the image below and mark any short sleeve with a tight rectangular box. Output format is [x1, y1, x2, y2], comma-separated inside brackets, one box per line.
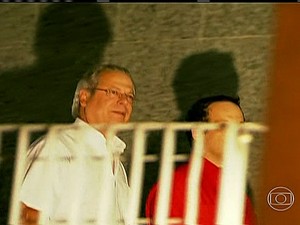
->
[20, 136, 59, 217]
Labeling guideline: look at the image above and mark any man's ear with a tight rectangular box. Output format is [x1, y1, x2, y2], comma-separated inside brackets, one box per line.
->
[79, 89, 90, 107]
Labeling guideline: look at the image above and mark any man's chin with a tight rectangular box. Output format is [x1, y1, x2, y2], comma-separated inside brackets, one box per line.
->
[110, 116, 126, 123]
[110, 120, 125, 124]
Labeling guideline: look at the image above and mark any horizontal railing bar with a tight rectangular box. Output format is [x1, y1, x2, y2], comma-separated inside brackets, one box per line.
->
[136, 154, 189, 163]
[0, 122, 267, 133]
[24, 153, 190, 164]
[240, 122, 268, 132]
[0, 124, 49, 132]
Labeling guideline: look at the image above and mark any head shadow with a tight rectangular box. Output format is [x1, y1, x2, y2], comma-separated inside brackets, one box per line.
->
[0, 4, 112, 123]
[173, 50, 239, 121]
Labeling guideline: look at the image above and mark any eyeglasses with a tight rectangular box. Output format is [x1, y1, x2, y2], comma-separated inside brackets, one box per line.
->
[94, 88, 135, 104]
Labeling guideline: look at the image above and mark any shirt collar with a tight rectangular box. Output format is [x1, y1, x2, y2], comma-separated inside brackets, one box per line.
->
[74, 118, 126, 154]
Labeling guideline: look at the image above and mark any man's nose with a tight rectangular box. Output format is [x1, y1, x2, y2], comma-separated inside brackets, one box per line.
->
[117, 93, 130, 104]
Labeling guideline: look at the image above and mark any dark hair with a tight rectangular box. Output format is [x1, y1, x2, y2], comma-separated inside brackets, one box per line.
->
[185, 95, 245, 146]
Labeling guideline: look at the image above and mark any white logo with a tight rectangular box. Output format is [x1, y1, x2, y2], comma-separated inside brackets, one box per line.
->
[267, 186, 295, 211]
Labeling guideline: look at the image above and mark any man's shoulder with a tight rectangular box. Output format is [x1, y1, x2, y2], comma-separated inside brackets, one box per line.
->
[26, 135, 47, 161]
[45, 123, 87, 145]
[27, 125, 81, 156]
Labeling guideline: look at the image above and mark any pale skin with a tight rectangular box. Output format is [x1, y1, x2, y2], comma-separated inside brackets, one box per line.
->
[20, 70, 135, 224]
[78, 70, 134, 137]
[191, 101, 244, 167]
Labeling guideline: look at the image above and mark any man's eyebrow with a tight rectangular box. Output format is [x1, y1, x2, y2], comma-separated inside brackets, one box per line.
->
[106, 86, 134, 93]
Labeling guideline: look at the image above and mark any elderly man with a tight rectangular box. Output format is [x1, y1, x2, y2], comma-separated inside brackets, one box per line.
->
[20, 64, 136, 225]
[146, 95, 257, 225]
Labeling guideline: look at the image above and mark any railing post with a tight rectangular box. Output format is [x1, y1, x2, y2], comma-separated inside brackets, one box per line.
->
[217, 123, 253, 225]
[154, 125, 176, 225]
[184, 125, 205, 225]
[8, 127, 30, 225]
[127, 124, 147, 225]
[96, 127, 117, 225]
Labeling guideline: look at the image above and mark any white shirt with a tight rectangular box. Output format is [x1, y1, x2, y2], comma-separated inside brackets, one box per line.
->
[20, 118, 130, 225]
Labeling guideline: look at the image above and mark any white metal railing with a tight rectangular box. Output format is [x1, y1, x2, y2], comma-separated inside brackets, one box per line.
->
[2, 122, 267, 225]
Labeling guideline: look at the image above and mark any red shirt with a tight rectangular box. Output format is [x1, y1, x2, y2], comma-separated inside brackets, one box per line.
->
[146, 158, 257, 225]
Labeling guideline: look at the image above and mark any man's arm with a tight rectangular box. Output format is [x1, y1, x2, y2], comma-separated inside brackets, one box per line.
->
[20, 202, 40, 225]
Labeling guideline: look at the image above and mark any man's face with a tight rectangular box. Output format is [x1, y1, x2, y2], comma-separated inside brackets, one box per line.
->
[79, 70, 134, 124]
[199, 101, 244, 166]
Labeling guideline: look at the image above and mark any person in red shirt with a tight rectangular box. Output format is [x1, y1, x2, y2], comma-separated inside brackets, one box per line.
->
[145, 95, 257, 225]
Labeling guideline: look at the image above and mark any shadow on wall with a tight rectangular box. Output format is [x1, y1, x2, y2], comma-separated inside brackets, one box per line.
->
[0, 4, 111, 225]
[0, 4, 112, 124]
[142, 50, 239, 216]
[173, 50, 239, 120]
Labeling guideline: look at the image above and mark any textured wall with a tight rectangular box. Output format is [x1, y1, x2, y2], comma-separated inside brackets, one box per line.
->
[0, 3, 275, 222]
[0, 4, 275, 121]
